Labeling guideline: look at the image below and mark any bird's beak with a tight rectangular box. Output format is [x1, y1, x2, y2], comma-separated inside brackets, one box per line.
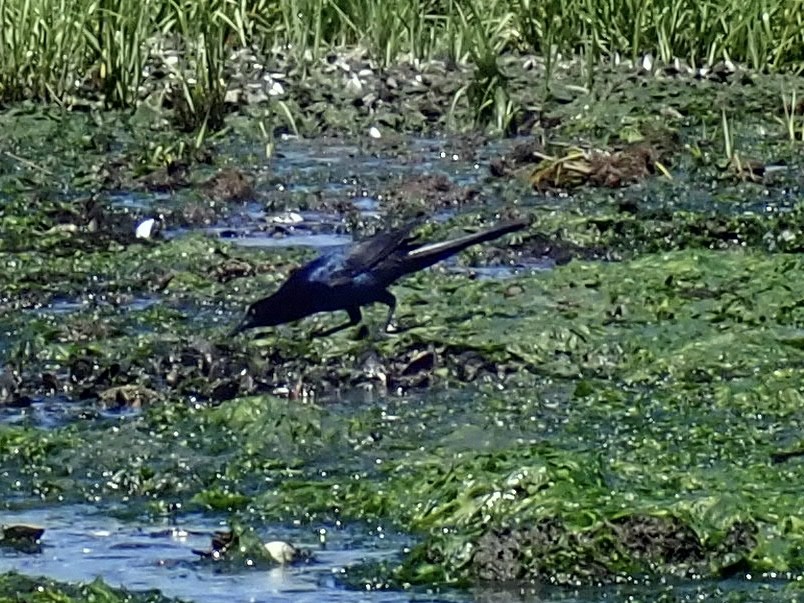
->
[230, 314, 252, 336]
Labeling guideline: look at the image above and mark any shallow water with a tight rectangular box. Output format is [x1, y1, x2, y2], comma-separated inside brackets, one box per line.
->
[0, 395, 101, 428]
[112, 137, 514, 250]
[227, 137, 494, 188]
[0, 504, 791, 603]
[0, 504, 416, 603]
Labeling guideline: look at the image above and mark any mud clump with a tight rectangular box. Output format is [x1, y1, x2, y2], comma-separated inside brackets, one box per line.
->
[470, 519, 610, 583]
[610, 514, 704, 565]
[490, 230, 614, 264]
[136, 159, 192, 192]
[15, 341, 258, 409]
[201, 167, 255, 203]
[99, 384, 161, 409]
[170, 201, 220, 227]
[0, 524, 45, 554]
[156, 341, 257, 403]
[9, 326, 529, 413]
[469, 515, 757, 584]
[1, 195, 141, 253]
[209, 257, 256, 283]
[382, 173, 479, 212]
[305, 342, 521, 393]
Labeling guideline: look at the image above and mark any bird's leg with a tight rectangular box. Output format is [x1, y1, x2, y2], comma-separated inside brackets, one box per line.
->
[375, 290, 399, 333]
[312, 306, 363, 338]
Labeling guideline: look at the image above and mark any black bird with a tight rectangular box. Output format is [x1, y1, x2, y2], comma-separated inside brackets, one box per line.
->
[232, 217, 528, 336]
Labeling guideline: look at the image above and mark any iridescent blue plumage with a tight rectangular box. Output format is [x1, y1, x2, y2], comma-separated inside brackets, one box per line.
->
[233, 218, 528, 336]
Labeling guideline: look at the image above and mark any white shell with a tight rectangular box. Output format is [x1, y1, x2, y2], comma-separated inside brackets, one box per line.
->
[271, 212, 304, 225]
[135, 218, 157, 239]
[264, 540, 297, 564]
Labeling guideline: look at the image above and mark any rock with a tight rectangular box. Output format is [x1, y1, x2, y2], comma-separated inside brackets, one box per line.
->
[267, 80, 285, 96]
[224, 88, 242, 105]
[0, 368, 19, 405]
[271, 211, 304, 225]
[344, 74, 363, 95]
[1, 524, 45, 553]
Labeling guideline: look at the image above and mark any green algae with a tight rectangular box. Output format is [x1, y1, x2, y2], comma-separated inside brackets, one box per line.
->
[0, 571, 178, 603]
[1, 242, 803, 585]
[526, 194, 804, 257]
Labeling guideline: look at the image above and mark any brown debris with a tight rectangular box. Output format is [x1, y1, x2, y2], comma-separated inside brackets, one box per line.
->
[530, 143, 667, 189]
[99, 384, 161, 409]
[0, 368, 30, 408]
[490, 139, 672, 190]
[726, 155, 765, 183]
[586, 144, 663, 187]
[209, 258, 255, 283]
[31, 196, 141, 250]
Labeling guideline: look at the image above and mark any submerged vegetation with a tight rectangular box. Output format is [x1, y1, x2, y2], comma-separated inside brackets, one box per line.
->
[1, 0, 804, 601]
[0, 572, 177, 602]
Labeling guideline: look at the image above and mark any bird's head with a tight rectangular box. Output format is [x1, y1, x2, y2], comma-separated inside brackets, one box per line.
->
[230, 288, 309, 336]
[231, 299, 278, 335]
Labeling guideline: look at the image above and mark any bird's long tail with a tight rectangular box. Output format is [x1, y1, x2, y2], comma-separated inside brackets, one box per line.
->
[402, 218, 528, 274]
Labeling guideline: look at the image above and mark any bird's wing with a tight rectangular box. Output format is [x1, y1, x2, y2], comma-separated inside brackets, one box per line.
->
[328, 220, 421, 284]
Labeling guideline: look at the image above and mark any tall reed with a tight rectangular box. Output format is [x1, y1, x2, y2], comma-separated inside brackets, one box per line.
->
[1, 0, 802, 135]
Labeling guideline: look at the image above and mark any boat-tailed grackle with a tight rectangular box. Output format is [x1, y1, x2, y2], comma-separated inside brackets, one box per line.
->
[232, 217, 528, 336]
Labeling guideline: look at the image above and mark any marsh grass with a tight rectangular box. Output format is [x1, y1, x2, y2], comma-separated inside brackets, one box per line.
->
[781, 89, 804, 142]
[166, 0, 249, 134]
[1, 0, 803, 135]
[90, 0, 152, 107]
[274, 0, 440, 68]
[449, 0, 518, 133]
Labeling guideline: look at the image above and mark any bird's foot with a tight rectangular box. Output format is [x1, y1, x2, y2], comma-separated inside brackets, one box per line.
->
[382, 319, 417, 335]
[384, 320, 400, 334]
[309, 327, 336, 339]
